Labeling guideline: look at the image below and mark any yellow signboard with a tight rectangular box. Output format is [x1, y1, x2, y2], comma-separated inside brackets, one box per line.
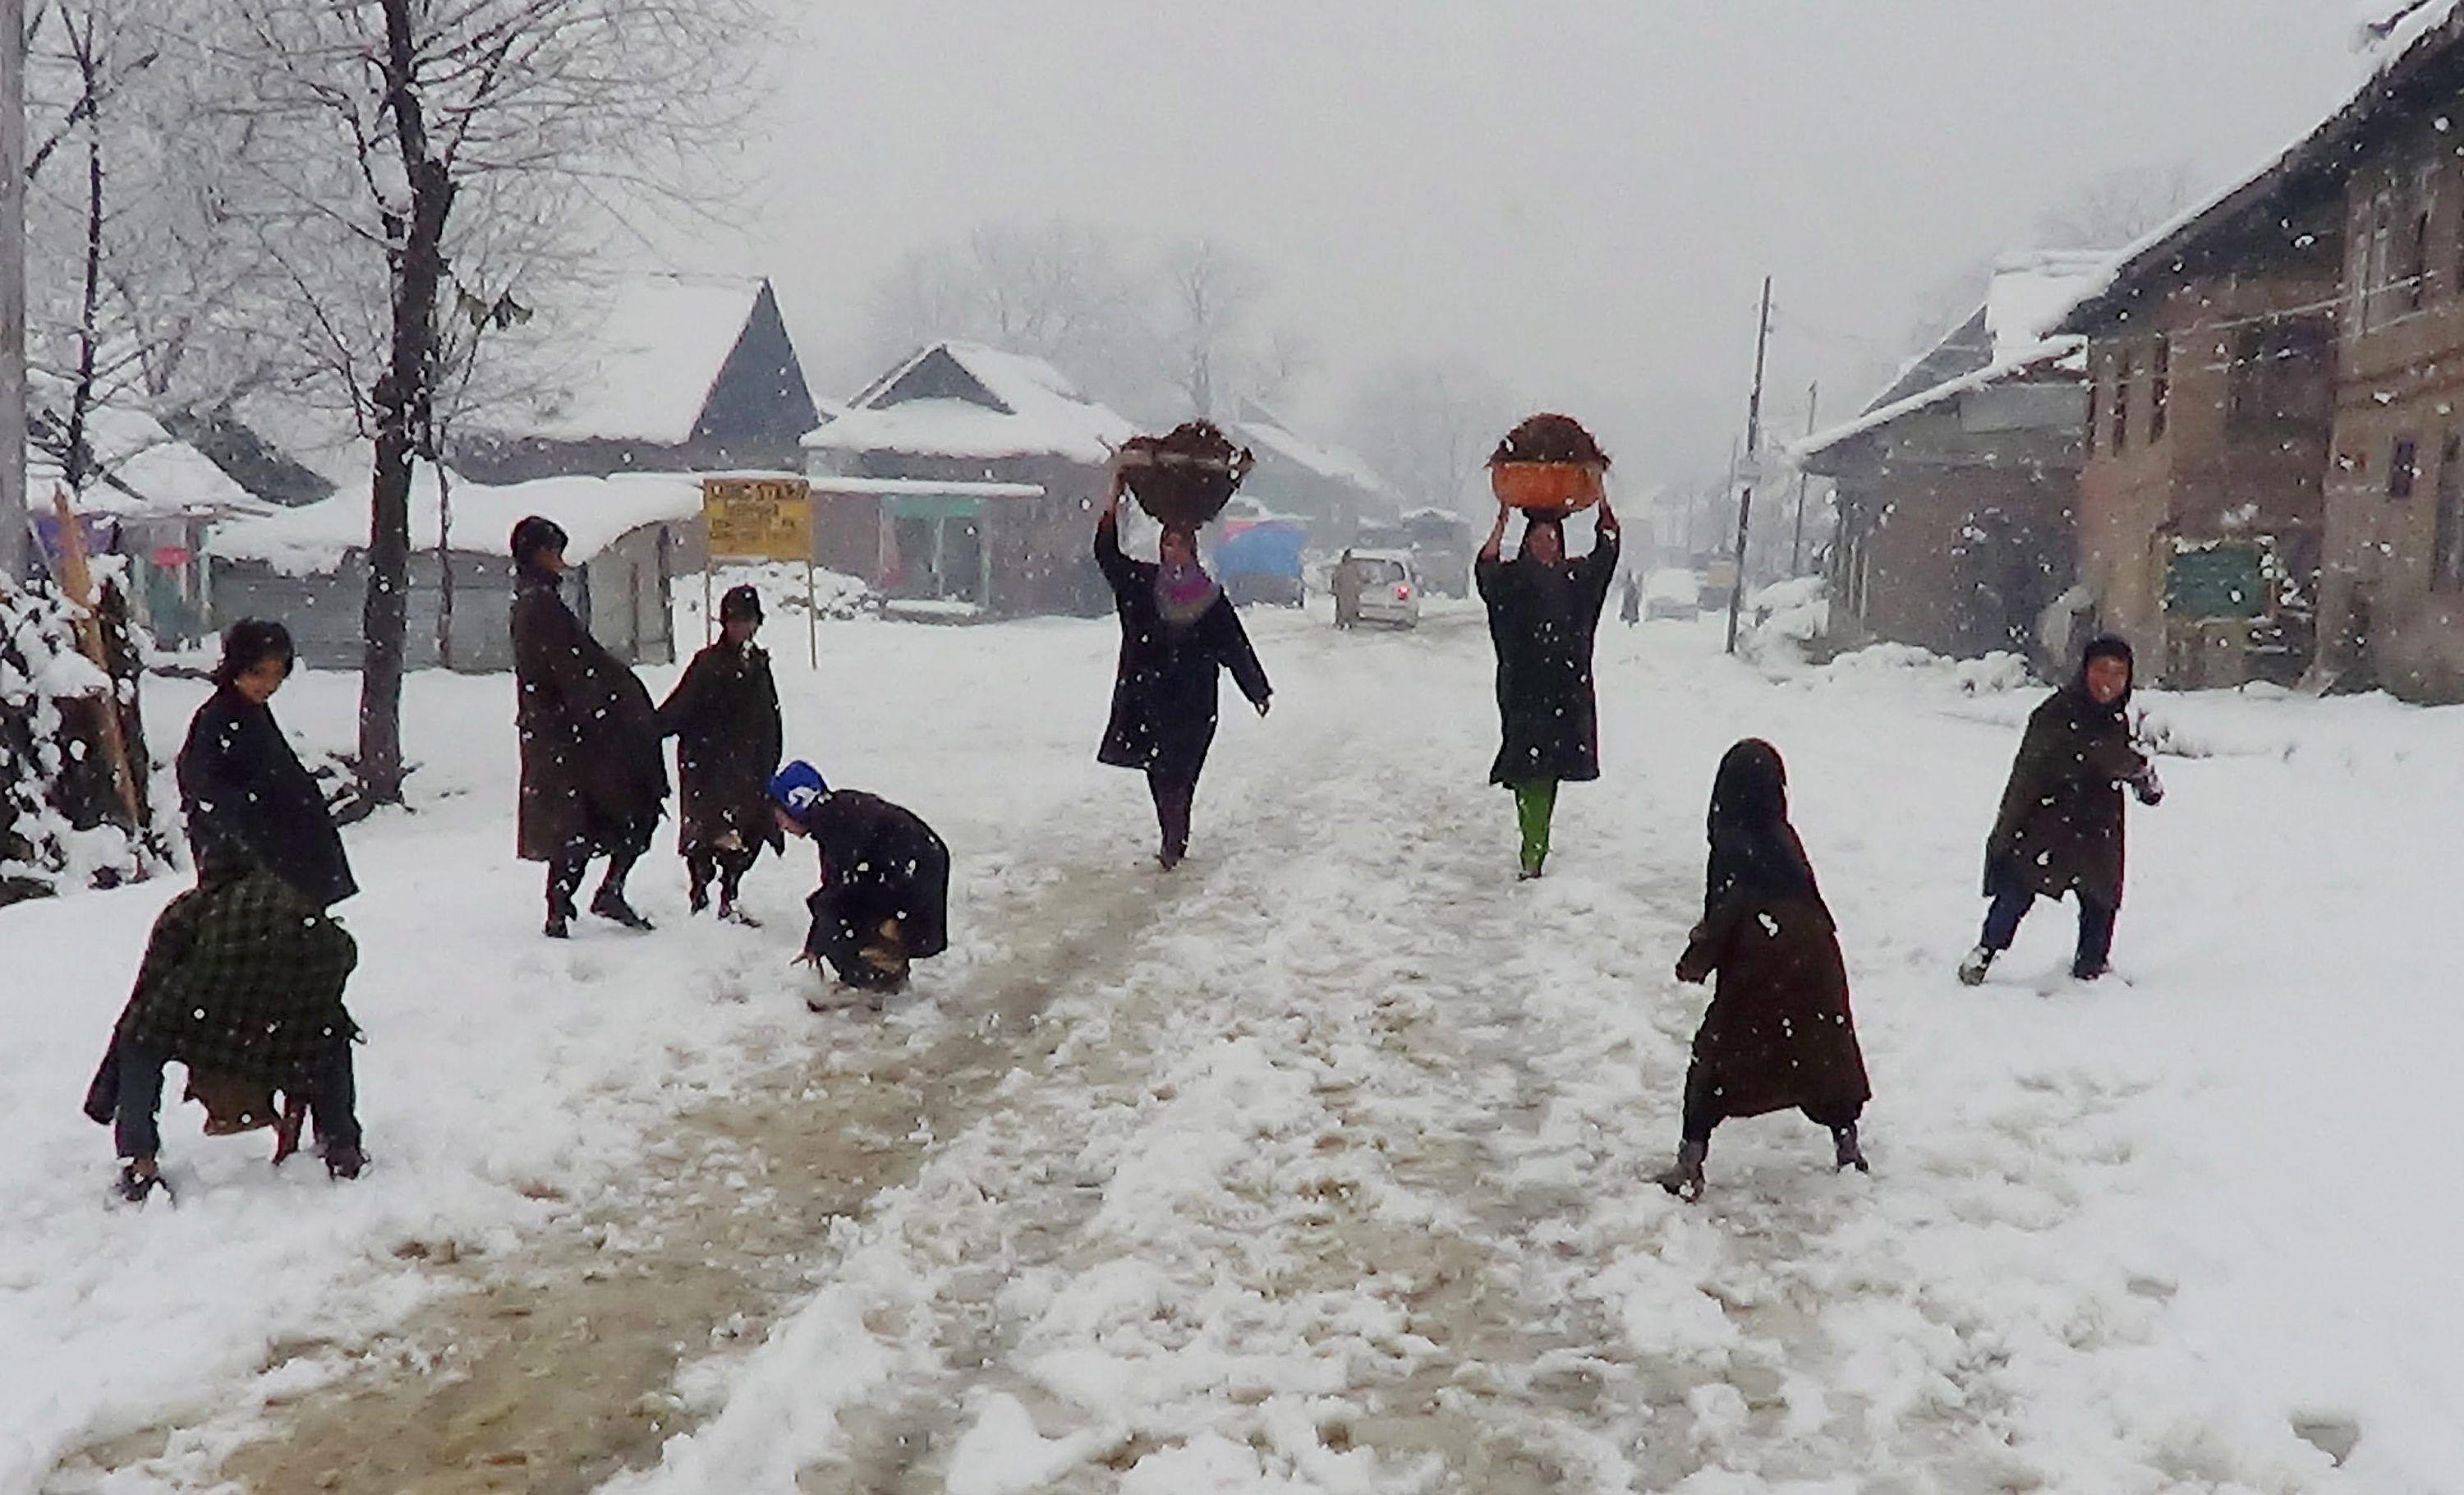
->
[702, 476, 812, 562]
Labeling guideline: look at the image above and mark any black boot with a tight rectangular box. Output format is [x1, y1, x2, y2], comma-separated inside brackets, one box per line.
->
[1655, 1139, 1708, 1201]
[591, 886, 655, 931]
[114, 1159, 172, 1205]
[1832, 1124, 1869, 1174]
[544, 895, 576, 940]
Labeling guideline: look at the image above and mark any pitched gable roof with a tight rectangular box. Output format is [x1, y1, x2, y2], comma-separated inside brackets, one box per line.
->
[490, 274, 802, 447]
[1230, 401, 1396, 499]
[807, 340, 1135, 464]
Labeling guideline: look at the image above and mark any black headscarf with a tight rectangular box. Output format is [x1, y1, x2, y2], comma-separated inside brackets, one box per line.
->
[2068, 633, 2135, 723]
[1704, 738, 1825, 914]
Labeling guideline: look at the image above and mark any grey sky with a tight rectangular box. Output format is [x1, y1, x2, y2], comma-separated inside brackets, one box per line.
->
[714, 2, 2363, 490]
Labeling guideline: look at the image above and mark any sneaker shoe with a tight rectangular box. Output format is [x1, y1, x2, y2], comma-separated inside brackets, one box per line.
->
[114, 1161, 172, 1205]
[1957, 945, 1995, 986]
[324, 1143, 366, 1181]
[718, 904, 761, 928]
[590, 890, 655, 931]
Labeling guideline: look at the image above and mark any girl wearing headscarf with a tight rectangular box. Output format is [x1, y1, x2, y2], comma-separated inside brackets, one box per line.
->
[175, 619, 356, 908]
[509, 515, 669, 936]
[1093, 472, 1271, 868]
[1960, 635, 2163, 986]
[1656, 738, 1871, 1202]
[658, 583, 784, 923]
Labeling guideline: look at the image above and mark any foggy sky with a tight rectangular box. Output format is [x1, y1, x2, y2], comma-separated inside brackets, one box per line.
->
[703, 2, 2364, 491]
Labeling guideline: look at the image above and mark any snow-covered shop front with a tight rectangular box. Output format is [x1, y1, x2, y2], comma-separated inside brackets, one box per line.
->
[804, 341, 1135, 618]
[206, 467, 703, 671]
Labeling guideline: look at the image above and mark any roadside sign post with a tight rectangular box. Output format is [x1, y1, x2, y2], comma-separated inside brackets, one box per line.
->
[701, 476, 817, 668]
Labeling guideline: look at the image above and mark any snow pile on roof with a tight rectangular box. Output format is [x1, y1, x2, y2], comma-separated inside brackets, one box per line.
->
[806, 341, 1135, 464]
[495, 274, 769, 447]
[1231, 407, 1395, 498]
[1983, 251, 2114, 360]
[1795, 251, 2108, 464]
[210, 465, 702, 574]
[33, 405, 269, 521]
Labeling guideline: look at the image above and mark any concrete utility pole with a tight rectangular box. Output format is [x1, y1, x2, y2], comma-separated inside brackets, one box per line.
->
[1724, 276, 1773, 656]
[0, 0, 26, 584]
[1790, 382, 1819, 575]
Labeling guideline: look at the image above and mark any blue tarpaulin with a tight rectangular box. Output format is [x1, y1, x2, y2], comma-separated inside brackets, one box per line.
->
[1214, 522, 1306, 577]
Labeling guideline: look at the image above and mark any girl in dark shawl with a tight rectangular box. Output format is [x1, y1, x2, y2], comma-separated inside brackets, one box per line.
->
[175, 619, 356, 908]
[1656, 739, 1872, 1201]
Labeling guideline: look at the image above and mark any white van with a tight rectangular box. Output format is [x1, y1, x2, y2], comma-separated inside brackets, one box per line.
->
[1349, 550, 1422, 629]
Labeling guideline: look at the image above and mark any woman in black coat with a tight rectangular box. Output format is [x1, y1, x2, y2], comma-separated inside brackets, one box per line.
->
[176, 619, 355, 908]
[1095, 478, 1271, 868]
[510, 516, 669, 937]
[1477, 498, 1619, 878]
[1656, 739, 1870, 1201]
[1960, 635, 2163, 986]
[657, 584, 784, 923]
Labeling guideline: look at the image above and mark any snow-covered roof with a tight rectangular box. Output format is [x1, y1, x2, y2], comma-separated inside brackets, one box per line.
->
[2060, 2, 2464, 332]
[209, 465, 703, 575]
[807, 475, 1044, 499]
[1231, 405, 1395, 497]
[33, 404, 270, 521]
[1798, 251, 2108, 464]
[494, 274, 775, 447]
[805, 341, 1135, 465]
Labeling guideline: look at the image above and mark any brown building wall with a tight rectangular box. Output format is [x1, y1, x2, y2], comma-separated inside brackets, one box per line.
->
[2075, 240, 2338, 685]
[2321, 115, 2464, 699]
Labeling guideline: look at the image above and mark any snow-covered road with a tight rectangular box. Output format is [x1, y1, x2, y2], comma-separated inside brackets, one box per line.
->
[14, 602, 2464, 1492]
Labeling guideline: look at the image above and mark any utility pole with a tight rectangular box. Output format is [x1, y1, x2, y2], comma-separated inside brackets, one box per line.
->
[0, 0, 26, 584]
[1790, 381, 1819, 575]
[1725, 276, 1773, 656]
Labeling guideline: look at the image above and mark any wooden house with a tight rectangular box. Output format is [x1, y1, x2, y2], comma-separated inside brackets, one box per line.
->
[455, 274, 820, 488]
[1795, 252, 2104, 665]
[1227, 402, 1401, 548]
[803, 341, 1135, 618]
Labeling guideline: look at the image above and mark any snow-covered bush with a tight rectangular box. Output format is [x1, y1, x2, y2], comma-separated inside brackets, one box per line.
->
[0, 579, 163, 902]
[678, 563, 877, 632]
[1736, 576, 1831, 670]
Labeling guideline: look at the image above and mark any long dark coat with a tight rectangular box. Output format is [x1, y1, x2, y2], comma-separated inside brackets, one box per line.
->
[512, 567, 669, 862]
[656, 639, 784, 858]
[1095, 515, 1271, 782]
[793, 789, 951, 962]
[176, 686, 356, 908]
[1677, 892, 1870, 1128]
[1477, 531, 1619, 785]
[1985, 688, 2148, 907]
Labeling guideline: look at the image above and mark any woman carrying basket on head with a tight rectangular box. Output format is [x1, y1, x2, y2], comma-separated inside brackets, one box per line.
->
[1478, 415, 1620, 880]
[1095, 421, 1273, 870]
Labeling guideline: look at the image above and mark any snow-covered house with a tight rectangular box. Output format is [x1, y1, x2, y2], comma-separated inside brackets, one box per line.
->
[1795, 251, 2105, 665]
[1226, 402, 1400, 547]
[31, 404, 280, 648]
[454, 274, 821, 487]
[207, 466, 701, 671]
[804, 341, 1136, 617]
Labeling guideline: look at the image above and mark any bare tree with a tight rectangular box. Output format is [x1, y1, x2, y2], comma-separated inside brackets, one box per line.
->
[1342, 358, 1519, 515]
[214, 0, 758, 807]
[1160, 238, 1266, 421]
[2035, 161, 2202, 252]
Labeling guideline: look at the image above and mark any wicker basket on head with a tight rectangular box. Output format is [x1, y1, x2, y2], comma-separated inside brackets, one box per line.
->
[1119, 421, 1257, 530]
[1488, 413, 1610, 519]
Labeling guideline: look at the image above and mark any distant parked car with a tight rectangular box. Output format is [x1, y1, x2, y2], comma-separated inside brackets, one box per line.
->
[1646, 568, 1701, 620]
[1350, 550, 1423, 629]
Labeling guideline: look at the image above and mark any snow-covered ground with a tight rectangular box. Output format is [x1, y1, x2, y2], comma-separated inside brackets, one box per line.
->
[9, 599, 2463, 1492]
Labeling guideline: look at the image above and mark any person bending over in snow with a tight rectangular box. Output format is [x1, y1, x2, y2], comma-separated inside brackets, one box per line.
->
[1094, 472, 1271, 870]
[1477, 421, 1619, 880]
[769, 761, 949, 1005]
[1655, 739, 1871, 1202]
[658, 584, 784, 925]
[1960, 634, 2163, 987]
[510, 515, 670, 938]
[83, 861, 365, 1202]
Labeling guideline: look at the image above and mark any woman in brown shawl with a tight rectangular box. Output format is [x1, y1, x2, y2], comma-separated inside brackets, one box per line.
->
[657, 584, 784, 923]
[1656, 739, 1871, 1202]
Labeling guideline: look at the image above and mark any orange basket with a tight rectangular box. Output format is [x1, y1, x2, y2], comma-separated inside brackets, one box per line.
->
[1491, 462, 1605, 514]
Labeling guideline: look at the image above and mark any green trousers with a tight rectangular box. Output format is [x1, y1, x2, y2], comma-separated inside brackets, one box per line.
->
[1513, 780, 1559, 873]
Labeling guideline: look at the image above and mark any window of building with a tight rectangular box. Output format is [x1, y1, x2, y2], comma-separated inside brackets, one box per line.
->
[2368, 181, 2397, 330]
[2229, 315, 2334, 432]
[2149, 336, 2171, 442]
[2114, 350, 2134, 451]
[2438, 434, 2464, 591]
[2391, 435, 2420, 499]
[2085, 361, 2103, 454]
[2403, 164, 2437, 313]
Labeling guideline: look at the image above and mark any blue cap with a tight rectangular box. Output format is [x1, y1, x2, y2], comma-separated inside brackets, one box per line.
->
[768, 760, 827, 814]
